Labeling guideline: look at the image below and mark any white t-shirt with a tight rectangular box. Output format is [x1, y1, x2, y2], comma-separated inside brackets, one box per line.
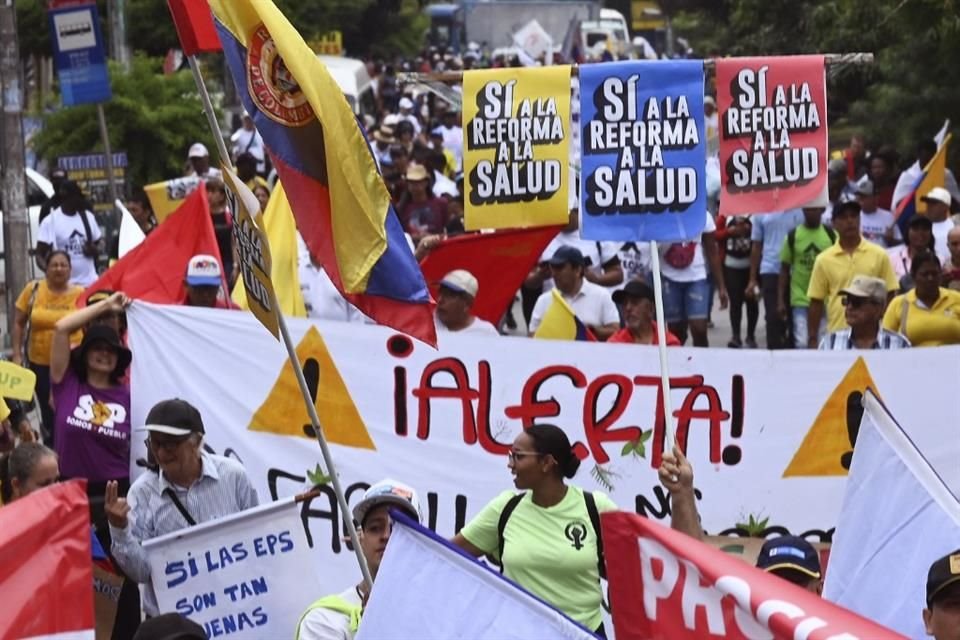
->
[859, 208, 901, 247]
[617, 242, 651, 289]
[36, 207, 102, 287]
[540, 230, 622, 292]
[298, 238, 370, 323]
[440, 124, 463, 171]
[529, 280, 619, 333]
[435, 315, 500, 335]
[658, 211, 715, 283]
[932, 218, 957, 262]
[297, 586, 361, 640]
[230, 127, 266, 172]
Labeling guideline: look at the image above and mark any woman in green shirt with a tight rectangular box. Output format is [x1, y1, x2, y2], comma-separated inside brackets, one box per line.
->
[453, 424, 702, 637]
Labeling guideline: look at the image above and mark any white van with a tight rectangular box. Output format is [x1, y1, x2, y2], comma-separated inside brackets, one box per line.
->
[317, 55, 377, 122]
[0, 168, 54, 285]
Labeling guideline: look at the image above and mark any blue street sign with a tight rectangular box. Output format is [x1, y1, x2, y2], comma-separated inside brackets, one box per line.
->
[48, 3, 112, 106]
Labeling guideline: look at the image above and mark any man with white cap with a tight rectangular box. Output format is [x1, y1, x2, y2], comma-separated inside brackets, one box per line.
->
[435, 269, 499, 336]
[921, 186, 957, 261]
[397, 96, 421, 135]
[296, 479, 422, 640]
[182, 253, 234, 309]
[185, 142, 223, 180]
[104, 398, 259, 617]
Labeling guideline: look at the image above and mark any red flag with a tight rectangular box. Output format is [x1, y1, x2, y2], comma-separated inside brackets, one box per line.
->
[0, 480, 94, 639]
[717, 55, 828, 216]
[167, 0, 221, 56]
[420, 227, 562, 324]
[83, 187, 225, 305]
[602, 511, 906, 640]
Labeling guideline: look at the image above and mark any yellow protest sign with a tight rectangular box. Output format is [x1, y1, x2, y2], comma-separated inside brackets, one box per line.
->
[0, 361, 37, 401]
[463, 65, 571, 230]
[248, 326, 375, 450]
[143, 177, 202, 224]
[783, 357, 881, 477]
[222, 167, 280, 340]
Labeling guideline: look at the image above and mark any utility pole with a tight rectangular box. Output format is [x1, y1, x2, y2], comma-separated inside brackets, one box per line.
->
[0, 0, 30, 338]
[108, 0, 130, 69]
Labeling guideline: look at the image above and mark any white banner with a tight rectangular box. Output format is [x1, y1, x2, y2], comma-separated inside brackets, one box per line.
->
[128, 303, 960, 596]
[143, 497, 321, 638]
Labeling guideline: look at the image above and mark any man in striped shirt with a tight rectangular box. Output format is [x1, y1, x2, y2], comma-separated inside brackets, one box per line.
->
[818, 275, 911, 350]
[105, 398, 259, 617]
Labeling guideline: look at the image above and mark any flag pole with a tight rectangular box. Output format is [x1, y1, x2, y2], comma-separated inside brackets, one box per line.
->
[648, 240, 676, 451]
[185, 54, 375, 591]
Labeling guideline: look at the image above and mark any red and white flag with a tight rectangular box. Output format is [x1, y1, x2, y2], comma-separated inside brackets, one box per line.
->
[0, 480, 94, 640]
[602, 511, 905, 640]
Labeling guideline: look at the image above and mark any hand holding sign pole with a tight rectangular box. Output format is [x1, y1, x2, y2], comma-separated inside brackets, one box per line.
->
[177, 28, 374, 593]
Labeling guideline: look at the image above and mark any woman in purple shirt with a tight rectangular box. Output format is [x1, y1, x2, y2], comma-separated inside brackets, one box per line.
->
[50, 292, 132, 531]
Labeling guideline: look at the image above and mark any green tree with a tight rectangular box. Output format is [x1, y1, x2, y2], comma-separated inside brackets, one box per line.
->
[32, 56, 217, 190]
[674, 0, 960, 166]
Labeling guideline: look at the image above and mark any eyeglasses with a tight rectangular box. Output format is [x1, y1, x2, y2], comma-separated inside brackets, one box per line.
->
[148, 435, 192, 451]
[507, 450, 541, 463]
[841, 296, 874, 308]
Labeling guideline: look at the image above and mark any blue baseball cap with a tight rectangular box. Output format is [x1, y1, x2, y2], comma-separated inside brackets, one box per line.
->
[756, 535, 821, 579]
[548, 245, 585, 267]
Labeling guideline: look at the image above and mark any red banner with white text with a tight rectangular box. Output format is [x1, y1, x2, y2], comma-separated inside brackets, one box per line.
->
[718, 55, 828, 216]
[601, 511, 905, 640]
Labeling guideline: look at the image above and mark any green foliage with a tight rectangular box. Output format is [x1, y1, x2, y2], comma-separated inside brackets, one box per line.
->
[127, 0, 179, 57]
[620, 429, 654, 459]
[306, 463, 332, 487]
[735, 513, 770, 537]
[32, 56, 217, 190]
[675, 0, 960, 166]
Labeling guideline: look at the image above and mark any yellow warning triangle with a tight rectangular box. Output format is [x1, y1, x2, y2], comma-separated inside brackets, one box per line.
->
[782, 357, 880, 477]
[248, 326, 376, 450]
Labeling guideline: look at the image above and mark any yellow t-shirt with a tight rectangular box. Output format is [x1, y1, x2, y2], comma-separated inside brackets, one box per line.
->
[807, 240, 899, 331]
[461, 486, 616, 630]
[15, 280, 84, 365]
[882, 288, 960, 346]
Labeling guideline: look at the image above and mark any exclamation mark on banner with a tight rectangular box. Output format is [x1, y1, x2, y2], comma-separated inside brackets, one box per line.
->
[722, 375, 745, 465]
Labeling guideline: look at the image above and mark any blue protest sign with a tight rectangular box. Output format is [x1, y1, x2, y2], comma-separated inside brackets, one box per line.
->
[579, 60, 706, 242]
[48, 4, 112, 106]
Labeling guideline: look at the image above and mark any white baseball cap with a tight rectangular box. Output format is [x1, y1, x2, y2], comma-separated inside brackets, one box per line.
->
[439, 269, 479, 297]
[922, 186, 952, 206]
[352, 479, 422, 526]
[188, 142, 210, 158]
[399, 97, 414, 110]
[185, 254, 222, 287]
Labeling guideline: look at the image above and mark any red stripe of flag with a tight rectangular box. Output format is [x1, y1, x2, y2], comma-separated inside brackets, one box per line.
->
[167, 0, 221, 56]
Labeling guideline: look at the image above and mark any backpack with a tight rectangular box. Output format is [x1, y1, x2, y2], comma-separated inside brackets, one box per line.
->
[496, 490, 605, 580]
[787, 225, 836, 256]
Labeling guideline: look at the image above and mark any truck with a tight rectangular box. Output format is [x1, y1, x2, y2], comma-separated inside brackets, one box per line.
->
[426, 1, 601, 55]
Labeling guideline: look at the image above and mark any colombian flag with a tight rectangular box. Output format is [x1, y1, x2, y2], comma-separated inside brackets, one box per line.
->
[895, 133, 952, 236]
[533, 289, 597, 341]
[209, 0, 436, 345]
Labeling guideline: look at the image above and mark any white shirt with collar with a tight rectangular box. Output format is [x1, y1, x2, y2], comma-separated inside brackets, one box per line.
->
[528, 280, 619, 333]
[109, 451, 260, 615]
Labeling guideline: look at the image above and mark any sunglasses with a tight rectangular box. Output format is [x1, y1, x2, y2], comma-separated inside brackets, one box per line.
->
[841, 296, 875, 308]
[147, 434, 193, 451]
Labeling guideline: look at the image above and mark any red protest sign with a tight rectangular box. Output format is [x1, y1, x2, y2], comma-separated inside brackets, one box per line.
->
[717, 55, 828, 216]
[601, 511, 905, 640]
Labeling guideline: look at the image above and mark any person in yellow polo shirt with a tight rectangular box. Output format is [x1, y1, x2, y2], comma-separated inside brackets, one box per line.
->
[806, 201, 898, 346]
[883, 250, 960, 346]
